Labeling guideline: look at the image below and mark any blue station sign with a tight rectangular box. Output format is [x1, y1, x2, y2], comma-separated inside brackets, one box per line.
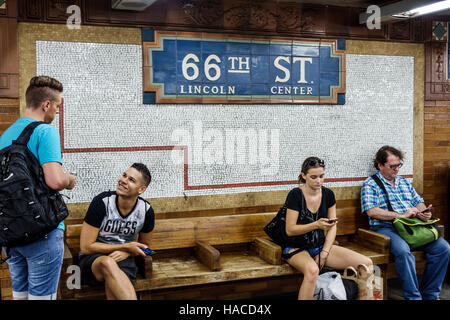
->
[142, 29, 346, 104]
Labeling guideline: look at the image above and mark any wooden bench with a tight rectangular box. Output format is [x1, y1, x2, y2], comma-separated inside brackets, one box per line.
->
[1, 204, 444, 300]
[58, 204, 395, 300]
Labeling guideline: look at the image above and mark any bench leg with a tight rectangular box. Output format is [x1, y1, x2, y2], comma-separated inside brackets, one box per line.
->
[138, 291, 152, 300]
[379, 264, 388, 300]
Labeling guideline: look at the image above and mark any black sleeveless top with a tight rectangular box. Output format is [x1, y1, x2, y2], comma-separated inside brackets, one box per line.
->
[283, 186, 336, 250]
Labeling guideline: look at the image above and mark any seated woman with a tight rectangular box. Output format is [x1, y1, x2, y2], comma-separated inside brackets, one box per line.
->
[284, 156, 373, 300]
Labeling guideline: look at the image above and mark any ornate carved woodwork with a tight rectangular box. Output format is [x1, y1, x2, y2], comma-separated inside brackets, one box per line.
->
[425, 19, 450, 101]
[0, 0, 18, 98]
[14, 0, 427, 42]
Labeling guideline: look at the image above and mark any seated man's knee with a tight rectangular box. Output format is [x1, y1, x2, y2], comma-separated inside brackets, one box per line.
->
[444, 240, 450, 257]
[95, 256, 120, 277]
[393, 245, 413, 260]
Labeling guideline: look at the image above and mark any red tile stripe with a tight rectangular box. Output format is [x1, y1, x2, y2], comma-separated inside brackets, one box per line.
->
[58, 105, 413, 190]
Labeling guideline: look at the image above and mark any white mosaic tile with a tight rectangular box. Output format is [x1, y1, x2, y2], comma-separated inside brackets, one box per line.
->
[36, 41, 415, 202]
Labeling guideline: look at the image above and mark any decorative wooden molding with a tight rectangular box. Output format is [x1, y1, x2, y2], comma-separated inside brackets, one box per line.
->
[0, 74, 19, 98]
[0, 0, 6, 15]
[47, 0, 80, 22]
[14, 0, 430, 43]
[0, 15, 18, 98]
[1, 0, 17, 18]
[425, 21, 450, 101]
[389, 20, 411, 40]
[432, 21, 448, 42]
[18, 0, 42, 20]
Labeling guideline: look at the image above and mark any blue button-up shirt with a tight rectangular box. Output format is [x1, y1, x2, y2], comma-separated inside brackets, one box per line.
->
[361, 171, 424, 226]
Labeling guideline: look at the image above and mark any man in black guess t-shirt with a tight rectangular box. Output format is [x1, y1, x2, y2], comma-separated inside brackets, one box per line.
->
[79, 163, 155, 300]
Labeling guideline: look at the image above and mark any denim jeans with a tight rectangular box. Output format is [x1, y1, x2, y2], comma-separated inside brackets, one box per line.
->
[371, 224, 450, 300]
[7, 228, 64, 300]
[283, 246, 324, 258]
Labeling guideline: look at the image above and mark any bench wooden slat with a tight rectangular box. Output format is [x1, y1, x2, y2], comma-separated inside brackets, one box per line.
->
[133, 253, 296, 292]
[65, 209, 363, 254]
[195, 213, 273, 245]
[344, 242, 390, 265]
[147, 218, 196, 250]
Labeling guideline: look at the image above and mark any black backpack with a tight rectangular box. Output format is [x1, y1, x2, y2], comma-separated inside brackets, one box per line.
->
[0, 121, 68, 263]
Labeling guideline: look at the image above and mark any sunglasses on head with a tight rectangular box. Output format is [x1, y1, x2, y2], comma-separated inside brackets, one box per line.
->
[306, 158, 325, 167]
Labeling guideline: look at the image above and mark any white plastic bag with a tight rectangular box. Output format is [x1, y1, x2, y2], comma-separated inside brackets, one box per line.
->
[313, 271, 347, 300]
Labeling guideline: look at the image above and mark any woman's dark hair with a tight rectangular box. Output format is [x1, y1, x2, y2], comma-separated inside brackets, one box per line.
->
[373, 146, 404, 170]
[25, 76, 63, 109]
[131, 163, 152, 187]
[298, 157, 325, 184]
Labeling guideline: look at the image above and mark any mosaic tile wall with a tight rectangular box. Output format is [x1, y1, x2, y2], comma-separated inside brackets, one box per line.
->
[36, 40, 414, 203]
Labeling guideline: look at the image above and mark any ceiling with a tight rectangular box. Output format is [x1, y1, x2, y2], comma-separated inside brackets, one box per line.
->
[279, 0, 399, 8]
[278, 0, 450, 17]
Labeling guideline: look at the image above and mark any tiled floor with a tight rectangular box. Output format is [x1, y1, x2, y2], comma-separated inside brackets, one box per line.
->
[259, 276, 450, 300]
[387, 277, 450, 300]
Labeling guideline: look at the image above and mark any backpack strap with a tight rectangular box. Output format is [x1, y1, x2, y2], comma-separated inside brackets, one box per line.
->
[14, 121, 46, 146]
[371, 174, 394, 212]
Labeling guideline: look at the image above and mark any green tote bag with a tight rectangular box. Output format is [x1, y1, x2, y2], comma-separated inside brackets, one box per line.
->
[393, 217, 440, 250]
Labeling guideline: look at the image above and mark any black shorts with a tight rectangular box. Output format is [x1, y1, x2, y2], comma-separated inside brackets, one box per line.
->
[78, 253, 138, 286]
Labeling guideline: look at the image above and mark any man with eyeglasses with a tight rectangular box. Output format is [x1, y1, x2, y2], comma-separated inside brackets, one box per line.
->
[361, 145, 450, 300]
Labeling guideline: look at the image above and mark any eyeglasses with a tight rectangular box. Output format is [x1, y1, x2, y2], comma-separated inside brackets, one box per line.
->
[386, 162, 403, 170]
[306, 158, 325, 167]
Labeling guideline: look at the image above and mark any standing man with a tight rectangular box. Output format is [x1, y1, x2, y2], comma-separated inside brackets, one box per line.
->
[0, 76, 77, 300]
[79, 163, 154, 300]
[361, 145, 450, 300]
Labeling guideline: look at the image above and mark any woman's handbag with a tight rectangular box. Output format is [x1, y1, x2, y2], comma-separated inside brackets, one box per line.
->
[393, 217, 440, 250]
[263, 204, 288, 246]
[342, 264, 383, 300]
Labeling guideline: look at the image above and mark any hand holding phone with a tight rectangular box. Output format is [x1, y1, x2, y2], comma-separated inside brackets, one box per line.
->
[328, 218, 338, 224]
[420, 207, 433, 214]
[141, 248, 156, 256]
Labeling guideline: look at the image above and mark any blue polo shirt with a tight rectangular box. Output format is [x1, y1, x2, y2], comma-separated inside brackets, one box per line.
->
[0, 117, 65, 230]
[361, 171, 424, 227]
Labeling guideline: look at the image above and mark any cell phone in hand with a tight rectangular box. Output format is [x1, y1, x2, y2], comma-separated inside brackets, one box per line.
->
[328, 218, 338, 223]
[141, 248, 156, 255]
[420, 207, 433, 213]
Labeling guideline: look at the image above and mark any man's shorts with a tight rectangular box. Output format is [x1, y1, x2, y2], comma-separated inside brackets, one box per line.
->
[7, 228, 64, 300]
[78, 253, 138, 286]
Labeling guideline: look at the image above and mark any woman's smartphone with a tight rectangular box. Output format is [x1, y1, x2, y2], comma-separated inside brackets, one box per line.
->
[328, 218, 338, 223]
[420, 207, 433, 213]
